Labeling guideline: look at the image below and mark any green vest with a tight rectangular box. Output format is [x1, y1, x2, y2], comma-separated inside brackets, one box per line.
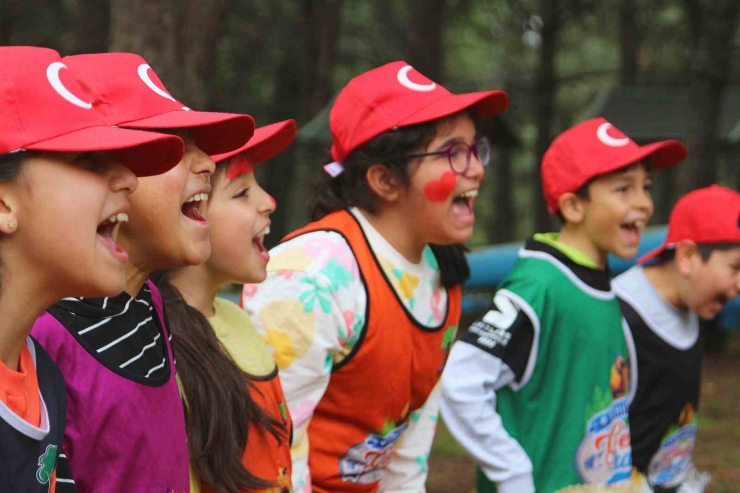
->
[479, 248, 632, 493]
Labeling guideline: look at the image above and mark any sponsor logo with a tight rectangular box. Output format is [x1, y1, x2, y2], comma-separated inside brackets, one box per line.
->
[339, 423, 409, 484]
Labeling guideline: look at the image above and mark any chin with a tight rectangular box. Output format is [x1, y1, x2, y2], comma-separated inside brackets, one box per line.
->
[181, 242, 212, 267]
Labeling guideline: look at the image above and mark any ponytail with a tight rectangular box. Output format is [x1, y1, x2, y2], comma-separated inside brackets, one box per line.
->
[151, 271, 283, 493]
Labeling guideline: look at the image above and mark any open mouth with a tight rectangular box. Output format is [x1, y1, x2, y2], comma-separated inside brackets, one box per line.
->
[97, 212, 129, 261]
[181, 192, 208, 223]
[619, 219, 646, 246]
[252, 224, 271, 262]
[452, 189, 478, 223]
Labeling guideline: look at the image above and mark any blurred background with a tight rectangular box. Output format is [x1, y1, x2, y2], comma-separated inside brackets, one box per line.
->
[2, 0, 738, 490]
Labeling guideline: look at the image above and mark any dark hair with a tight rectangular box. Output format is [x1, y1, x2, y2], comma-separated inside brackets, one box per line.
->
[657, 242, 740, 263]
[151, 271, 283, 493]
[555, 161, 651, 224]
[311, 119, 470, 286]
[0, 152, 26, 182]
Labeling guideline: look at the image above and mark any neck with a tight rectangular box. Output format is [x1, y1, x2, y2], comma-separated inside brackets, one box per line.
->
[125, 260, 151, 298]
[643, 262, 686, 309]
[357, 207, 425, 263]
[556, 225, 607, 269]
[0, 270, 58, 370]
[168, 265, 220, 318]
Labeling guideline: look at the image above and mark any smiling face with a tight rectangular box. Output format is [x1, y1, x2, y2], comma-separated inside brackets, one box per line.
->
[401, 112, 484, 245]
[117, 129, 215, 272]
[4, 151, 137, 298]
[562, 163, 654, 263]
[204, 156, 275, 285]
[676, 244, 740, 319]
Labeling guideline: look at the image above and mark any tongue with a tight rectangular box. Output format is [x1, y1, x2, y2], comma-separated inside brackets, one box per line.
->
[252, 237, 270, 261]
[182, 202, 205, 222]
[452, 198, 474, 224]
[621, 226, 641, 246]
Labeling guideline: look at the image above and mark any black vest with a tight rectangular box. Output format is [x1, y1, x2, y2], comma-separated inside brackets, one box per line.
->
[620, 300, 702, 491]
[0, 337, 67, 493]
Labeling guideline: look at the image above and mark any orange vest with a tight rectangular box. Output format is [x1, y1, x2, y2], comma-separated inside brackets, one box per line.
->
[201, 370, 293, 493]
[284, 210, 461, 493]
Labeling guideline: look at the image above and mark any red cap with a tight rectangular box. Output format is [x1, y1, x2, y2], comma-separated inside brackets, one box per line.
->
[542, 117, 687, 214]
[63, 53, 254, 156]
[329, 61, 509, 163]
[638, 185, 740, 264]
[212, 119, 297, 165]
[0, 46, 184, 176]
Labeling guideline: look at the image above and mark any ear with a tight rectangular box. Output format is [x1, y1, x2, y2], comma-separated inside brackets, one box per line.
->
[366, 164, 403, 203]
[0, 188, 19, 235]
[674, 240, 700, 276]
[558, 192, 586, 224]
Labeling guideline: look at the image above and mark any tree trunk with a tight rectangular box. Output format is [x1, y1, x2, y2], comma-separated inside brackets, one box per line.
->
[263, 0, 344, 242]
[406, 0, 446, 81]
[109, 0, 231, 109]
[533, 0, 559, 232]
[675, 0, 740, 196]
[619, 0, 638, 86]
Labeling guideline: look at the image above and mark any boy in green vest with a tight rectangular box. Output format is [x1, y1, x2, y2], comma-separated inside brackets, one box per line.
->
[440, 118, 686, 493]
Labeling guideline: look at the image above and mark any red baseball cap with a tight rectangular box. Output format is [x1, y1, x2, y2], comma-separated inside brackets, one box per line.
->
[542, 117, 687, 214]
[212, 119, 297, 165]
[639, 185, 740, 264]
[0, 46, 183, 176]
[63, 53, 254, 157]
[329, 61, 509, 163]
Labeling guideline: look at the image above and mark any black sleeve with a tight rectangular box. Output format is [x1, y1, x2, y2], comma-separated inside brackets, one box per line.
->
[55, 445, 78, 493]
[461, 290, 536, 383]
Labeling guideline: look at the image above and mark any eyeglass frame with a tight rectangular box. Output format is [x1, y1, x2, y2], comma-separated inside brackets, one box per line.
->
[405, 136, 490, 175]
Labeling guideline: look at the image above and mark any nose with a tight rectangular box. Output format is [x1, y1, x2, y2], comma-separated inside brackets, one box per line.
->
[636, 187, 654, 216]
[110, 161, 138, 195]
[187, 142, 216, 176]
[465, 152, 485, 183]
[257, 185, 276, 214]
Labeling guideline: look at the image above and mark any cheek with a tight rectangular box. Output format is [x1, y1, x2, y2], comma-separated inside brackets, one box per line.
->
[423, 171, 457, 203]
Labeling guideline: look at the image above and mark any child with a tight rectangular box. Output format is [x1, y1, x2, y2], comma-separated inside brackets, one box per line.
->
[0, 46, 183, 493]
[31, 53, 254, 493]
[613, 185, 740, 493]
[154, 119, 297, 493]
[440, 117, 687, 493]
[242, 61, 509, 492]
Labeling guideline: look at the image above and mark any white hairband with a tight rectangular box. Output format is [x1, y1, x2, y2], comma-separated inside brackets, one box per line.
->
[324, 161, 345, 178]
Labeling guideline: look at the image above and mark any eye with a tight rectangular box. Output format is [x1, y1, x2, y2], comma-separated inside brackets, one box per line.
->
[616, 185, 629, 193]
[233, 187, 249, 199]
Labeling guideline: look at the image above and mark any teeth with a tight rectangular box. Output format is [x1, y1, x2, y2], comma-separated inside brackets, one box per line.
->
[459, 190, 478, 199]
[258, 226, 271, 240]
[107, 212, 129, 224]
[185, 193, 209, 203]
[634, 220, 646, 230]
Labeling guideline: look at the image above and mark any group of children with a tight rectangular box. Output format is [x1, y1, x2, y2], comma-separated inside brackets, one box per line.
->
[0, 45, 737, 493]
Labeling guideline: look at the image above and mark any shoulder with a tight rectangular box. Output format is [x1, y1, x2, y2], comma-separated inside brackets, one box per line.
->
[30, 312, 71, 357]
[268, 230, 358, 278]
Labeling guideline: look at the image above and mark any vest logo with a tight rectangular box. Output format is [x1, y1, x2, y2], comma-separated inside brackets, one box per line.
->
[339, 421, 410, 484]
[575, 356, 633, 485]
[36, 444, 57, 485]
[648, 403, 697, 487]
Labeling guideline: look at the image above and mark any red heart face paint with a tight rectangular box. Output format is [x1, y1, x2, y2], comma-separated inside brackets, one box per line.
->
[226, 154, 254, 181]
[423, 171, 457, 203]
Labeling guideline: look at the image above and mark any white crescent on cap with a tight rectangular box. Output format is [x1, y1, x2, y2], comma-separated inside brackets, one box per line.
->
[597, 123, 630, 147]
[137, 64, 176, 102]
[397, 65, 436, 92]
[46, 62, 92, 109]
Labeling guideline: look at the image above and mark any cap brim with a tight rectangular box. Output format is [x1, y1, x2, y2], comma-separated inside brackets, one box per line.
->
[119, 110, 255, 156]
[24, 125, 184, 177]
[212, 119, 297, 164]
[398, 90, 509, 127]
[597, 139, 687, 179]
[637, 244, 668, 264]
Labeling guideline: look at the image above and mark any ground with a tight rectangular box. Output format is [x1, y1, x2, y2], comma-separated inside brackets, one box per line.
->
[426, 333, 740, 493]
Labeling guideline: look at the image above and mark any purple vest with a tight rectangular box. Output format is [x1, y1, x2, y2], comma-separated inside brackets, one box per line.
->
[31, 281, 190, 493]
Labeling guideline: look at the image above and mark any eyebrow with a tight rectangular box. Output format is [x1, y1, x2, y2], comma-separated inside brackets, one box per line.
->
[431, 136, 468, 153]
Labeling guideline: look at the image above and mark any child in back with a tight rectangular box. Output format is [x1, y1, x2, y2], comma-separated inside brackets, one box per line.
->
[154, 120, 297, 493]
[614, 185, 740, 493]
[441, 118, 686, 493]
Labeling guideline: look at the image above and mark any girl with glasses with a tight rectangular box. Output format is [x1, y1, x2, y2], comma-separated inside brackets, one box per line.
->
[242, 61, 507, 492]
